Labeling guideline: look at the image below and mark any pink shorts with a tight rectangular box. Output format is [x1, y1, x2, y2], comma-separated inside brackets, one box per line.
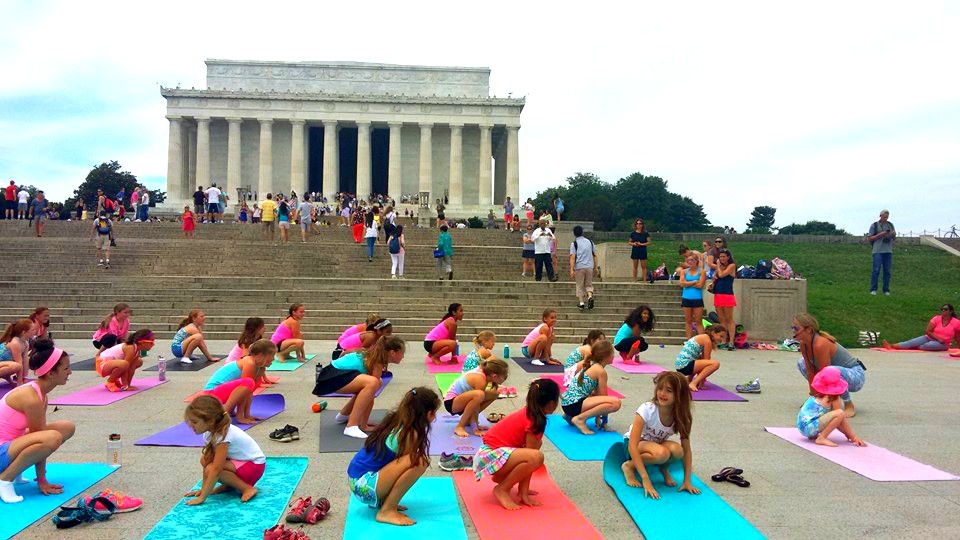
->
[713, 294, 737, 308]
[231, 459, 266, 486]
[204, 378, 255, 403]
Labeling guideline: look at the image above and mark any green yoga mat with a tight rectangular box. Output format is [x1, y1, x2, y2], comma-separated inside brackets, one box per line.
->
[602, 444, 764, 539]
[266, 354, 316, 371]
[343, 477, 467, 540]
[0, 462, 118, 540]
[435, 372, 461, 395]
[145, 456, 308, 540]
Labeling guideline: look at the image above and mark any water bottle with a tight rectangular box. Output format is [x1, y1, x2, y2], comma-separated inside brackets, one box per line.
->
[107, 434, 122, 467]
[315, 361, 322, 382]
[157, 355, 167, 382]
[455, 342, 460, 357]
[503, 345, 510, 358]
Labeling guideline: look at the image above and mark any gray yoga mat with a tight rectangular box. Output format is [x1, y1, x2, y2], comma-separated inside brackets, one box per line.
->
[318, 409, 388, 453]
[144, 358, 221, 372]
[69, 358, 98, 371]
[511, 357, 564, 373]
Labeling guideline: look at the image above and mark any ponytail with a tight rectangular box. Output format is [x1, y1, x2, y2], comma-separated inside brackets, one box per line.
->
[178, 309, 201, 330]
[473, 331, 496, 348]
[364, 335, 405, 374]
[100, 303, 129, 331]
[579, 340, 614, 386]
[581, 329, 605, 346]
[441, 303, 462, 322]
[525, 378, 560, 435]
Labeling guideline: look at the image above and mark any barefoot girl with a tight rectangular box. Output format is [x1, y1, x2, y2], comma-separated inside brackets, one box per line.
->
[183, 396, 265, 505]
[202, 339, 275, 424]
[348, 386, 440, 526]
[679, 254, 706, 339]
[675, 326, 726, 393]
[333, 313, 379, 359]
[521, 309, 559, 365]
[473, 379, 560, 510]
[172, 310, 219, 365]
[424, 304, 463, 365]
[0, 320, 34, 386]
[270, 304, 306, 362]
[445, 358, 509, 438]
[613, 305, 656, 364]
[561, 340, 622, 434]
[313, 336, 406, 439]
[0, 339, 75, 503]
[95, 329, 154, 392]
[91, 303, 131, 353]
[462, 331, 496, 372]
[336, 319, 393, 359]
[620, 371, 699, 500]
[564, 330, 605, 369]
[225, 317, 265, 363]
[797, 367, 867, 447]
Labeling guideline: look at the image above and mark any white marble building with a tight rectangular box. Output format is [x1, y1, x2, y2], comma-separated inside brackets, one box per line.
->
[161, 60, 524, 214]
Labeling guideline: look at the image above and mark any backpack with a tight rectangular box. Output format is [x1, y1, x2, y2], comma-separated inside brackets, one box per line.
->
[755, 259, 772, 279]
[770, 257, 794, 279]
[388, 234, 401, 254]
[104, 198, 115, 211]
[736, 265, 756, 279]
[653, 263, 668, 280]
[95, 218, 111, 235]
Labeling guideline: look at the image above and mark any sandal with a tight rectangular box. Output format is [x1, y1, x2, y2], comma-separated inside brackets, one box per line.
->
[303, 497, 330, 524]
[710, 467, 743, 482]
[486, 412, 506, 423]
[285, 496, 313, 523]
[53, 496, 116, 529]
[725, 473, 751, 488]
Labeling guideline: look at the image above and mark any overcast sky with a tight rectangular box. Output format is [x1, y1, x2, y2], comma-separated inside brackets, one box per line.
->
[1, 1, 957, 234]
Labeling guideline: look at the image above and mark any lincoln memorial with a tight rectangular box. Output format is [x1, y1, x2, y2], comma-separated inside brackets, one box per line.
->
[161, 59, 525, 214]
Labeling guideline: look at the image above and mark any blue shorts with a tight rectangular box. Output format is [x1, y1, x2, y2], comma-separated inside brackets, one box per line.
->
[521, 346, 530, 357]
[348, 471, 379, 508]
[0, 441, 12, 473]
[171, 344, 184, 357]
[207, 203, 221, 214]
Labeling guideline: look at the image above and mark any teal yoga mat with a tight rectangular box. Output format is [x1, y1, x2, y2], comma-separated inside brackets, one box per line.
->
[0, 462, 118, 540]
[145, 456, 308, 540]
[343, 477, 467, 540]
[545, 414, 623, 461]
[602, 444, 764, 540]
[266, 354, 316, 371]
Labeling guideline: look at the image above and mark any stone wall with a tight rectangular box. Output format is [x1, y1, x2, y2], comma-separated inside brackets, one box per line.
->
[588, 231, 920, 245]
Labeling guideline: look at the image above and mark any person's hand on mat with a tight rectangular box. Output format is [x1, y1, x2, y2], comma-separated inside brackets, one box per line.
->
[185, 496, 207, 506]
[38, 479, 64, 495]
[678, 481, 701, 495]
[546, 358, 562, 366]
[848, 435, 868, 447]
[641, 477, 660, 499]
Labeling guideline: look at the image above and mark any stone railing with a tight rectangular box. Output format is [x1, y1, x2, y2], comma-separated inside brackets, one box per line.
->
[586, 231, 920, 245]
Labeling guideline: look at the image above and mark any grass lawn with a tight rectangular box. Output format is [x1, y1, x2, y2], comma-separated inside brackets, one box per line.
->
[636, 240, 960, 347]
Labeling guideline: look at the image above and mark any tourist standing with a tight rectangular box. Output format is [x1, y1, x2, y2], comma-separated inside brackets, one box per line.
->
[193, 186, 205, 220]
[436, 199, 446, 228]
[629, 219, 651, 282]
[389, 225, 405, 279]
[31, 191, 48, 237]
[130, 187, 141, 219]
[351, 205, 365, 243]
[89, 212, 114, 268]
[569, 225, 598, 310]
[205, 184, 222, 223]
[297, 195, 313, 243]
[4, 180, 15, 220]
[436, 224, 454, 280]
[553, 195, 565, 222]
[16, 187, 29, 220]
[503, 197, 515, 231]
[531, 220, 558, 282]
[182, 206, 196, 239]
[679, 252, 706, 339]
[138, 189, 150, 221]
[867, 209, 895, 296]
[251, 203, 261, 224]
[524, 199, 535, 227]
[260, 194, 276, 241]
[712, 249, 737, 349]
[277, 198, 291, 244]
[382, 205, 396, 244]
[364, 211, 379, 261]
[521, 224, 535, 277]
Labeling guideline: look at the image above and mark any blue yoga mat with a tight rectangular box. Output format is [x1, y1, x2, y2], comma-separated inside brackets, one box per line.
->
[145, 456, 308, 540]
[343, 476, 467, 540]
[0, 462, 118, 540]
[545, 414, 622, 461]
[602, 444, 765, 540]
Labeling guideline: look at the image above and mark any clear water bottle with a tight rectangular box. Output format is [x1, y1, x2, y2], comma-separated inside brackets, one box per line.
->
[107, 434, 122, 467]
[503, 345, 510, 358]
[157, 355, 167, 381]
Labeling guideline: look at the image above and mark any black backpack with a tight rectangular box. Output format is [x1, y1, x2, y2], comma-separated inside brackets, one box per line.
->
[388, 234, 401, 254]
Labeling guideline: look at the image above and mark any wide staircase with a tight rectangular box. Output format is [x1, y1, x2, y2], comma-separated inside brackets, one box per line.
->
[0, 219, 688, 345]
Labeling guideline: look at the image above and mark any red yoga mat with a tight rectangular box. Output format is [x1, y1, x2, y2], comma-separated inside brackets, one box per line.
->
[453, 467, 602, 540]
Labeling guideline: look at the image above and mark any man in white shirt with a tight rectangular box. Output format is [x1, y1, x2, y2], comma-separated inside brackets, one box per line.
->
[531, 220, 558, 282]
[569, 225, 599, 310]
[205, 183, 223, 223]
[138, 190, 150, 221]
[17, 188, 30, 219]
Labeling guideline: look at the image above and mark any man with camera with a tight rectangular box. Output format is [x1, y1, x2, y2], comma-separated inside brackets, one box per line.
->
[867, 209, 895, 296]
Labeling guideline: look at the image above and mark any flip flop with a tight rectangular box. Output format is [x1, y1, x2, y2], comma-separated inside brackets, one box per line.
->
[710, 467, 744, 482]
[725, 473, 751, 488]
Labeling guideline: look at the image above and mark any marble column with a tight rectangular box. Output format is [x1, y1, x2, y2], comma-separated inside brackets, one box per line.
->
[387, 122, 402, 200]
[356, 122, 372, 199]
[258, 119, 273, 196]
[165, 116, 183, 201]
[195, 118, 211, 192]
[186, 125, 197, 192]
[418, 123, 433, 197]
[478, 124, 493, 206]
[448, 124, 463, 206]
[506, 125, 520, 203]
[290, 120, 306, 197]
[322, 120, 338, 197]
[226, 118, 242, 201]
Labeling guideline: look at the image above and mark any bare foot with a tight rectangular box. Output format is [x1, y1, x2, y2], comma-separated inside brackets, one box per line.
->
[209, 486, 230, 496]
[621, 461, 641, 488]
[881, 340, 893, 349]
[493, 486, 520, 510]
[520, 493, 542, 507]
[454, 426, 470, 438]
[431, 357, 443, 365]
[240, 487, 258, 502]
[363, 423, 379, 432]
[125, 385, 138, 391]
[815, 436, 838, 447]
[236, 417, 258, 425]
[844, 403, 856, 418]
[185, 497, 206, 506]
[689, 382, 700, 393]
[397, 505, 408, 511]
[660, 465, 677, 487]
[572, 417, 594, 435]
[472, 426, 488, 436]
[376, 509, 416, 526]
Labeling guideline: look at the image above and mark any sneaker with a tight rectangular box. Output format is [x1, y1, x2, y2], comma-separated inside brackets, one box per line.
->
[531, 359, 545, 366]
[85, 489, 142, 513]
[884, 292, 890, 296]
[270, 424, 299, 443]
[735, 378, 761, 394]
[439, 453, 473, 471]
[578, 303, 585, 311]
[587, 296, 595, 310]
[391, 275, 398, 279]
[97, 260, 104, 267]
[180, 357, 193, 364]
[870, 290, 877, 295]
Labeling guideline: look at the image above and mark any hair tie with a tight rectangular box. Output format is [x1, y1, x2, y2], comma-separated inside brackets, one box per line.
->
[35, 348, 64, 377]
[410, 388, 417, 395]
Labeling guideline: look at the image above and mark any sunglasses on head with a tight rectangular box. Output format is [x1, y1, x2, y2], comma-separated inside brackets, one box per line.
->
[942, 307, 951, 311]
[791, 325, 800, 332]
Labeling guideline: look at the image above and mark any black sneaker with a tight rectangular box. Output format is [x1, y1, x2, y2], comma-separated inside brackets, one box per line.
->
[269, 424, 299, 442]
[578, 303, 585, 311]
[587, 296, 595, 309]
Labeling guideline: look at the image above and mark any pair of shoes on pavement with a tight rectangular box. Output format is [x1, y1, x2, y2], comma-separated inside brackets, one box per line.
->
[264, 523, 311, 540]
[439, 452, 474, 472]
[284, 496, 330, 524]
[83, 489, 143, 513]
[270, 424, 300, 442]
[497, 386, 518, 398]
[735, 378, 761, 393]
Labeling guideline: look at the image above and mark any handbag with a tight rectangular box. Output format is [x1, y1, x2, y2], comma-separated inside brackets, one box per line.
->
[433, 248, 445, 258]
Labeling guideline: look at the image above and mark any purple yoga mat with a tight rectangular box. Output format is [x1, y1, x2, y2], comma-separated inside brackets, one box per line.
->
[49, 378, 168, 406]
[610, 361, 666, 374]
[426, 354, 467, 373]
[428, 414, 489, 456]
[134, 394, 286, 447]
[765, 427, 960, 481]
[321, 372, 393, 398]
[692, 381, 747, 402]
[0, 383, 14, 399]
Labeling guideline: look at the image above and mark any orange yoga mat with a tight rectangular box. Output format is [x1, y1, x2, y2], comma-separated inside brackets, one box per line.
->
[453, 467, 602, 540]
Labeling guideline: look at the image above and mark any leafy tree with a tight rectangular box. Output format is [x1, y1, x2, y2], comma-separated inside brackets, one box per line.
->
[745, 205, 777, 234]
[66, 161, 165, 210]
[778, 220, 849, 235]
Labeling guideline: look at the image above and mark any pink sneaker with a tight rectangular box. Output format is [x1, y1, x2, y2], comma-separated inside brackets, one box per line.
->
[85, 489, 143, 513]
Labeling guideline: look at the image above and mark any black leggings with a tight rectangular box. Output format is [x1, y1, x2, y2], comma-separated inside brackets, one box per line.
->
[614, 336, 648, 354]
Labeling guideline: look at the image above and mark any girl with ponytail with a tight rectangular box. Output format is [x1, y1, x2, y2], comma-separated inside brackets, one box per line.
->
[560, 340, 622, 434]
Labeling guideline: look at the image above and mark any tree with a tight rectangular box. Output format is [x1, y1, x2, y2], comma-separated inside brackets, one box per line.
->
[778, 220, 850, 235]
[745, 205, 777, 234]
[66, 161, 165, 210]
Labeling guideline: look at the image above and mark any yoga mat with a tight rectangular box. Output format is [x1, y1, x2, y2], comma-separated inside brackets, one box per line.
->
[145, 456, 308, 540]
[425, 354, 467, 373]
[454, 467, 602, 540]
[871, 347, 960, 354]
[539, 374, 625, 399]
[344, 477, 467, 540]
[266, 353, 317, 371]
[765, 427, 960, 481]
[69, 357, 98, 371]
[0, 383, 14, 399]
[428, 414, 489, 456]
[603, 444, 764, 540]
[145, 358, 219, 372]
[692, 381, 747, 402]
[49, 378, 168, 406]
[135, 394, 285, 447]
[318, 409, 388, 453]
[511, 357, 564, 374]
[544, 414, 623, 461]
[435, 372, 460, 395]
[321, 372, 393, 398]
[610, 361, 666, 374]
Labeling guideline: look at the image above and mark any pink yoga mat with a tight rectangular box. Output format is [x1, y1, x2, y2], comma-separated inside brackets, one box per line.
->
[426, 354, 467, 373]
[539, 374, 625, 399]
[610, 361, 666, 374]
[49, 378, 168, 406]
[870, 347, 960, 354]
[765, 427, 960, 481]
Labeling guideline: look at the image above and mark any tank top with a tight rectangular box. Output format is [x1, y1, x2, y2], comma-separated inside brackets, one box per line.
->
[522, 324, 546, 347]
[332, 352, 367, 374]
[98, 343, 127, 361]
[339, 332, 364, 350]
[444, 369, 482, 401]
[171, 326, 190, 348]
[681, 268, 704, 300]
[226, 344, 245, 363]
[0, 382, 42, 442]
[714, 273, 735, 295]
[613, 324, 634, 347]
[560, 369, 598, 406]
[204, 362, 243, 390]
[425, 319, 452, 341]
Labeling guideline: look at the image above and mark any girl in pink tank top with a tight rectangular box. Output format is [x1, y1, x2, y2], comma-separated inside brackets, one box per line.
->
[521, 309, 560, 365]
[272, 304, 306, 363]
[425, 303, 464, 365]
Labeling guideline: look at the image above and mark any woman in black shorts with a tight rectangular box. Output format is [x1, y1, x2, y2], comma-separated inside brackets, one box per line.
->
[629, 219, 651, 282]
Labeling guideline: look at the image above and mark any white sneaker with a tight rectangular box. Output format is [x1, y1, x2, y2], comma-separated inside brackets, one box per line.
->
[870, 291, 877, 295]
[391, 274, 398, 279]
[180, 357, 193, 364]
[334, 412, 350, 424]
[343, 426, 368, 439]
[884, 292, 890, 296]
[531, 359, 545, 366]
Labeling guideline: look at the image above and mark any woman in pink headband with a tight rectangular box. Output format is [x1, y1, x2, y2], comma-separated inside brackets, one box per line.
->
[0, 339, 75, 504]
